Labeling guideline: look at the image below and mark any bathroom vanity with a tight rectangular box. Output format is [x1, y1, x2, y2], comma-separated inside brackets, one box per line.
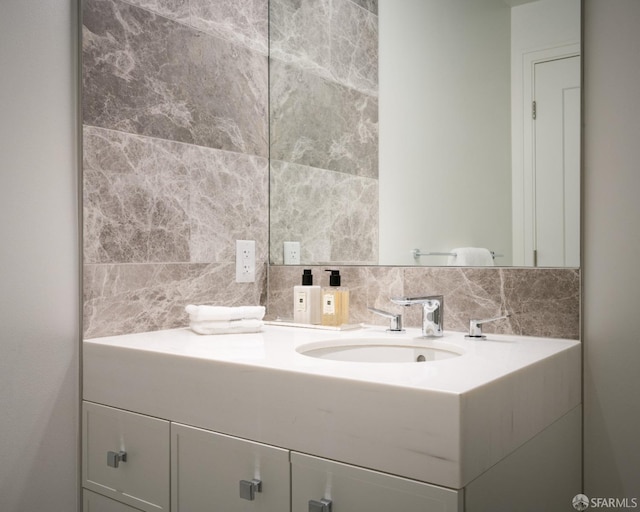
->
[82, 325, 581, 511]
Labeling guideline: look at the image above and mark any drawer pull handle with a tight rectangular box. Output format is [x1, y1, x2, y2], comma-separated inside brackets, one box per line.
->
[107, 450, 127, 468]
[239, 479, 262, 500]
[309, 498, 333, 512]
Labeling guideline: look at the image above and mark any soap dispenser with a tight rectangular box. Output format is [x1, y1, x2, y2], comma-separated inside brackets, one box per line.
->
[293, 269, 321, 325]
[321, 270, 350, 327]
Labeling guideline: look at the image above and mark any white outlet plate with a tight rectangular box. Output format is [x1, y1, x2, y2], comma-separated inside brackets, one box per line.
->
[283, 241, 301, 265]
[236, 240, 256, 283]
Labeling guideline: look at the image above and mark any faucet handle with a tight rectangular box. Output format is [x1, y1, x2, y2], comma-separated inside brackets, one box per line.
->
[466, 314, 511, 339]
[368, 307, 404, 332]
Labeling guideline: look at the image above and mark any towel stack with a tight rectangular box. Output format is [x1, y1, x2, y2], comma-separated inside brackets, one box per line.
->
[185, 305, 266, 335]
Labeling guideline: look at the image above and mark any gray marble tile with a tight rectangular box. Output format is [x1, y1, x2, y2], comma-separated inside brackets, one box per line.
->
[270, 160, 335, 265]
[84, 262, 267, 338]
[183, 144, 268, 263]
[270, 0, 378, 94]
[402, 267, 581, 339]
[189, 0, 268, 55]
[269, 0, 333, 81]
[350, 0, 378, 15]
[84, 126, 268, 265]
[329, 172, 378, 264]
[500, 268, 580, 339]
[122, 0, 190, 23]
[83, 0, 268, 156]
[354, 266, 404, 326]
[330, 0, 378, 95]
[270, 160, 378, 265]
[270, 60, 378, 177]
[267, 266, 580, 339]
[83, 127, 191, 264]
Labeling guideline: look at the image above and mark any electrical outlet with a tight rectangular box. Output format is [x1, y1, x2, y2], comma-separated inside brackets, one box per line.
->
[283, 241, 301, 265]
[236, 240, 256, 283]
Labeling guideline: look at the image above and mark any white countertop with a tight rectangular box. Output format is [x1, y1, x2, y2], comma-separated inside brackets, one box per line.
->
[86, 323, 578, 394]
[84, 324, 581, 489]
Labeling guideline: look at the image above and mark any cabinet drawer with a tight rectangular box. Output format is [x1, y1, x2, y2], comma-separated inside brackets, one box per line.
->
[83, 489, 144, 512]
[82, 402, 170, 512]
[291, 452, 462, 512]
[171, 423, 290, 511]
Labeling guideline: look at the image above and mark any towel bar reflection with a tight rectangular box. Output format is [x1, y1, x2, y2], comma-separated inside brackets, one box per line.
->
[412, 249, 503, 260]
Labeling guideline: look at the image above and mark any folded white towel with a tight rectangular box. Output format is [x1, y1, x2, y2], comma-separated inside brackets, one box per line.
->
[185, 304, 265, 322]
[189, 318, 264, 335]
[447, 247, 494, 266]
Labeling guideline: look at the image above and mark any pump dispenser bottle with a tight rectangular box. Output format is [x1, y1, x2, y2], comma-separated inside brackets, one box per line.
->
[293, 269, 321, 324]
[321, 270, 350, 327]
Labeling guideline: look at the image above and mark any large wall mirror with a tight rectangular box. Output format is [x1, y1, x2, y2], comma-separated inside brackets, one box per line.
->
[269, 0, 581, 267]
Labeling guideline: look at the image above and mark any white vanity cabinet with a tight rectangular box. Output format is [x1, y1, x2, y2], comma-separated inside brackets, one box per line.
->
[83, 489, 145, 512]
[291, 452, 462, 512]
[82, 401, 462, 512]
[171, 423, 290, 511]
[82, 402, 170, 512]
[83, 327, 582, 512]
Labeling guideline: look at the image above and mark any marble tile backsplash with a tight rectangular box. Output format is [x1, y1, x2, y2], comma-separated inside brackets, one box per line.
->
[268, 266, 580, 339]
[83, 0, 269, 338]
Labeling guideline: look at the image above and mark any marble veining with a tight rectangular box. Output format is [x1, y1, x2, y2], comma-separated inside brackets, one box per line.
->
[270, 59, 378, 177]
[83, 126, 268, 265]
[189, 0, 268, 55]
[270, 160, 378, 265]
[123, 0, 268, 55]
[119, 0, 190, 23]
[84, 262, 267, 338]
[270, 0, 378, 95]
[350, 0, 378, 15]
[185, 144, 268, 263]
[267, 266, 580, 340]
[82, 0, 270, 339]
[329, 0, 378, 94]
[83, 0, 268, 156]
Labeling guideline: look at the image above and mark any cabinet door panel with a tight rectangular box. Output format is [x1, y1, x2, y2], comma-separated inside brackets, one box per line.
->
[172, 423, 290, 512]
[82, 402, 170, 512]
[291, 452, 462, 512]
[83, 489, 144, 512]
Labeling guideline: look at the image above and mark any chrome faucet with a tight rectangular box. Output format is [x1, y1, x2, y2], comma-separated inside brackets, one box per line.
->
[391, 296, 443, 337]
[466, 314, 511, 339]
[367, 307, 404, 332]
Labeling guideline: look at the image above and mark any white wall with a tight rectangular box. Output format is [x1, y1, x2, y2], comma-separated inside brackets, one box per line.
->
[583, 0, 640, 497]
[0, 1, 79, 510]
[510, 0, 581, 266]
[379, 0, 512, 265]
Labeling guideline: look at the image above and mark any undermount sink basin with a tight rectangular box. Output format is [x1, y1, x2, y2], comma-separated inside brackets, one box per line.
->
[296, 338, 464, 363]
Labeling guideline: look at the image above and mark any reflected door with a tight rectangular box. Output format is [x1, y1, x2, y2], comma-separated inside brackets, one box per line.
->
[533, 55, 580, 267]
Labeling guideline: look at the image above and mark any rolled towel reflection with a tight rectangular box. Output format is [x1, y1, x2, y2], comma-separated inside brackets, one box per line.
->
[185, 304, 266, 322]
[189, 318, 264, 335]
[447, 247, 494, 266]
